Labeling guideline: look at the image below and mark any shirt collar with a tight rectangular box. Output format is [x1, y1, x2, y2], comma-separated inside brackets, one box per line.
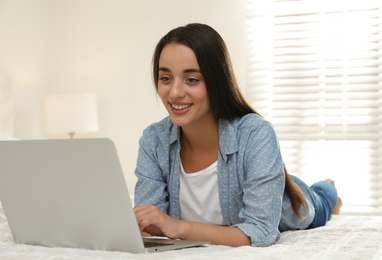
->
[218, 118, 239, 162]
[170, 124, 180, 144]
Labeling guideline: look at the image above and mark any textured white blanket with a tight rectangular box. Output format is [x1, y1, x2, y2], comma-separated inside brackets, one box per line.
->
[1, 203, 381, 260]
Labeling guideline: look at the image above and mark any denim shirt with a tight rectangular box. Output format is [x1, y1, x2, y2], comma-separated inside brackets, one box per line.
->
[134, 114, 286, 247]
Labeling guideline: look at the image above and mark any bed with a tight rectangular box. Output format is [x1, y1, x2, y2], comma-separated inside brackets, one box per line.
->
[0, 202, 381, 260]
[1, 79, 382, 259]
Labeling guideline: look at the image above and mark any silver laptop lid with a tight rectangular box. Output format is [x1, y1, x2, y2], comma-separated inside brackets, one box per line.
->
[0, 138, 145, 253]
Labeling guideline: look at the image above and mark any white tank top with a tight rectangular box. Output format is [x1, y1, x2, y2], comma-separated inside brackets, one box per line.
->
[179, 161, 224, 225]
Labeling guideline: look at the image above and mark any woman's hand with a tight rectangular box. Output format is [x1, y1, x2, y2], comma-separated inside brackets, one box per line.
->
[134, 204, 251, 247]
[134, 204, 183, 239]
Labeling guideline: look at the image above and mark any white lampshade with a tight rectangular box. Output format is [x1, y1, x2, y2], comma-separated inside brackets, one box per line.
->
[44, 93, 99, 138]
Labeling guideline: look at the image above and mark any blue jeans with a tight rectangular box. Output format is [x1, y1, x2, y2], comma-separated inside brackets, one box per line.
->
[291, 176, 338, 229]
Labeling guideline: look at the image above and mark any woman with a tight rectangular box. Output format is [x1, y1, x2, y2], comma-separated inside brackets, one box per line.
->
[134, 23, 341, 247]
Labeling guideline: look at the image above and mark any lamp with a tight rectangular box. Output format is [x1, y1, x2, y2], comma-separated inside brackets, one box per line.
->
[44, 93, 99, 139]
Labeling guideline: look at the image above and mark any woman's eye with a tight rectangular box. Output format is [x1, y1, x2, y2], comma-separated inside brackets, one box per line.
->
[159, 76, 171, 83]
[186, 78, 199, 84]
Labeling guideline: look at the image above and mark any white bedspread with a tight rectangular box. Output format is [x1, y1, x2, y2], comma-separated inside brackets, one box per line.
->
[1, 203, 381, 260]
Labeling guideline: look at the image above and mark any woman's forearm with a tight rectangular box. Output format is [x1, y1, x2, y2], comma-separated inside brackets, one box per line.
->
[175, 220, 251, 247]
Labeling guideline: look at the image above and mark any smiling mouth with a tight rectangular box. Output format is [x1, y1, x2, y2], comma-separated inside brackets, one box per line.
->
[171, 104, 192, 110]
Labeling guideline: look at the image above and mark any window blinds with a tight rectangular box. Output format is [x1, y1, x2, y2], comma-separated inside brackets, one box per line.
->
[246, 0, 382, 214]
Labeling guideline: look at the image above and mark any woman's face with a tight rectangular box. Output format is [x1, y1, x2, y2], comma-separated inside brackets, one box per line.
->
[157, 43, 214, 128]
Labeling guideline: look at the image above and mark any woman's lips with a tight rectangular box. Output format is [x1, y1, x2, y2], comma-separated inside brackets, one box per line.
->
[169, 103, 192, 115]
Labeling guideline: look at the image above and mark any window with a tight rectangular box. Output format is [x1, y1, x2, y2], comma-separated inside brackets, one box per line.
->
[246, 0, 382, 214]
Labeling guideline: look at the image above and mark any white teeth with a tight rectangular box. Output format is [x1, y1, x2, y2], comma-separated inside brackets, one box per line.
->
[172, 104, 191, 110]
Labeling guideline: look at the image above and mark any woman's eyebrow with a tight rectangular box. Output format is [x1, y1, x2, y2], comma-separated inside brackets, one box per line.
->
[183, 68, 201, 74]
[158, 67, 171, 72]
[158, 67, 201, 73]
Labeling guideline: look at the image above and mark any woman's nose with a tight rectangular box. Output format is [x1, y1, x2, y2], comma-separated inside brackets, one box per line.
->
[169, 80, 186, 98]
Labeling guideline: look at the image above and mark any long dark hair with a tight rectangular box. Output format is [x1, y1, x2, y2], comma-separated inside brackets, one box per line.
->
[152, 23, 306, 218]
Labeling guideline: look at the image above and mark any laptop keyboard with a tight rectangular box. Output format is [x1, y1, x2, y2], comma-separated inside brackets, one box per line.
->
[144, 241, 175, 248]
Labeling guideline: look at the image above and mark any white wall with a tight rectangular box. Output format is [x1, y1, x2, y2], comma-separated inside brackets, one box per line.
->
[0, 0, 52, 138]
[0, 0, 247, 194]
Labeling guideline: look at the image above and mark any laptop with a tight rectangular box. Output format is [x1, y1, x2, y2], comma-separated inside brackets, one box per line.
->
[0, 138, 208, 253]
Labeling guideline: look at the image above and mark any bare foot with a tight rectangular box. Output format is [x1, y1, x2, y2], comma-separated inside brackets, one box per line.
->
[325, 179, 342, 214]
[332, 197, 343, 214]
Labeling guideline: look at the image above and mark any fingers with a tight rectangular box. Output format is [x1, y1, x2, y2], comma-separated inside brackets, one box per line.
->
[134, 205, 165, 232]
[140, 231, 152, 237]
[134, 204, 179, 239]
